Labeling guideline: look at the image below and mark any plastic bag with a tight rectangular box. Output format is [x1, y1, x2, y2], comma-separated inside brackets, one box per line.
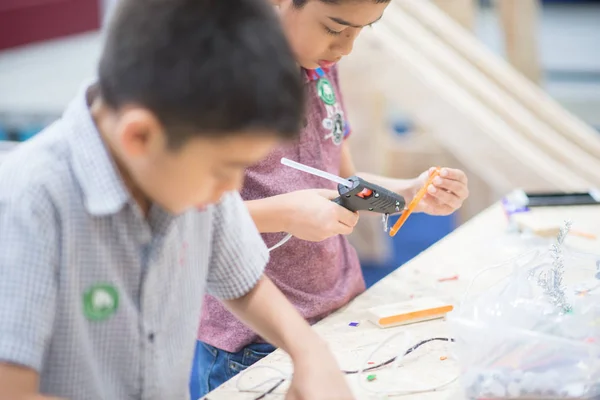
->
[449, 247, 600, 399]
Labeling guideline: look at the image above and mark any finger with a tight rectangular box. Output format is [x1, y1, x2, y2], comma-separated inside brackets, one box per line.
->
[427, 185, 463, 209]
[439, 168, 468, 184]
[336, 221, 355, 235]
[419, 196, 454, 216]
[316, 189, 341, 200]
[432, 176, 469, 199]
[336, 207, 359, 228]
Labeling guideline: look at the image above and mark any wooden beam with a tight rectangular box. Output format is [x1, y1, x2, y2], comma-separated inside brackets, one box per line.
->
[397, 0, 600, 159]
[349, 27, 589, 193]
[431, 0, 478, 31]
[382, 5, 600, 187]
[497, 0, 543, 84]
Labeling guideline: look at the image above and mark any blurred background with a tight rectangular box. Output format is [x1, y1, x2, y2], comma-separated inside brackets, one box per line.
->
[1, 0, 599, 286]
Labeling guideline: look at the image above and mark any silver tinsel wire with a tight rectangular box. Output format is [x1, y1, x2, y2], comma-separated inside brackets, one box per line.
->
[536, 220, 573, 314]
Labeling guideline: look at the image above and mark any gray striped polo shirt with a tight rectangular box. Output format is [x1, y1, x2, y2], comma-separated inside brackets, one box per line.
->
[0, 85, 269, 400]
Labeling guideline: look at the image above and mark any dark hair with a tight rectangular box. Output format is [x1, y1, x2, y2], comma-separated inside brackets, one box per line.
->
[293, 0, 390, 7]
[99, 0, 304, 148]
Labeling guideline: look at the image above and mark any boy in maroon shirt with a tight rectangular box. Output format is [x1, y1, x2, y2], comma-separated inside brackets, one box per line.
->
[191, 1, 469, 397]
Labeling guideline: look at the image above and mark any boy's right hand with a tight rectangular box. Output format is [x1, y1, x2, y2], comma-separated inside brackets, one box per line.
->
[280, 189, 359, 242]
[0, 364, 67, 400]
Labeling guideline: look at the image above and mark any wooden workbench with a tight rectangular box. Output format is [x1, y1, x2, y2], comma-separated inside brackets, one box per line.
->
[206, 203, 600, 399]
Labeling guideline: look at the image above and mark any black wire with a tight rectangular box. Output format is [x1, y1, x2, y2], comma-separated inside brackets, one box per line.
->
[252, 337, 455, 399]
[253, 378, 285, 400]
[342, 337, 455, 374]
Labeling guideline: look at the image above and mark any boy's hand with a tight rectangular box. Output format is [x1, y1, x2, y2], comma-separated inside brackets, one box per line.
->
[0, 363, 67, 400]
[224, 277, 355, 399]
[286, 340, 354, 400]
[280, 189, 359, 241]
[408, 167, 469, 215]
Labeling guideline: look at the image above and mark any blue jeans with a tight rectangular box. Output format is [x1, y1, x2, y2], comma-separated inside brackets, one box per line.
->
[189, 341, 276, 400]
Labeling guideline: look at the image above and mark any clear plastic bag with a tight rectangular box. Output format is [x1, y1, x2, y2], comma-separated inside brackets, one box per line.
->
[449, 247, 600, 399]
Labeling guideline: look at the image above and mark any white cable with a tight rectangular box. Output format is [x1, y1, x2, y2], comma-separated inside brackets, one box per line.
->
[461, 248, 541, 306]
[235, 365, 291, 393]
[234, 332, 457, 397]
[235, 251, 549, 396]
[357, 331, 459, 396]
[239, 240, 598, 397]
[461, 246, 600, 305]
[268, 233, 292, 252]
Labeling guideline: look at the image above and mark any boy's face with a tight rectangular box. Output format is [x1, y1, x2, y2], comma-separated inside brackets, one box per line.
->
[274, 0, 389, 69]
[113, 110, 278, 214]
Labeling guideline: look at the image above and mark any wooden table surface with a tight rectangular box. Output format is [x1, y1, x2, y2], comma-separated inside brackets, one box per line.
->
[206, 203, 600, 399]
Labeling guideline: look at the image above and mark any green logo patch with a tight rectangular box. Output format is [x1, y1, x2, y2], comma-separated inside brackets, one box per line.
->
[317, 78, 336, 106]
[83, 283, 119, 321]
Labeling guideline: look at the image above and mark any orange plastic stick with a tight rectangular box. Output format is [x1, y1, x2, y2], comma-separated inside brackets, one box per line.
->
[389, 167, 441, 237]
[571, 230, 597, 240]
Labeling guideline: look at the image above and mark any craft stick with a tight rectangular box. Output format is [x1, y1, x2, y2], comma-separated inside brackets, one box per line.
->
[389, 167, 441, 237]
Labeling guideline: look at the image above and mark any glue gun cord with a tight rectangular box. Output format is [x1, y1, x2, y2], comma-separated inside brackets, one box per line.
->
[268, 233, 292, 252]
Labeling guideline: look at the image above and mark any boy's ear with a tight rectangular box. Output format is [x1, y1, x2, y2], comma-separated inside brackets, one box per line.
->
[117, 108, 167, 158]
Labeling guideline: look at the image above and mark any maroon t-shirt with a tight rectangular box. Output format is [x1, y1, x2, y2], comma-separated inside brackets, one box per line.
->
[198, 66, 366, 352]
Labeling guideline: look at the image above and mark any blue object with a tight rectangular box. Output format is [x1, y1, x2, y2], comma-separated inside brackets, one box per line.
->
[190, 341, 276, 399]
[18, 126, 43, 141]
[361, 213, 456, 288]
[392, 119, 413, 136]
[0, 126, 7, 141]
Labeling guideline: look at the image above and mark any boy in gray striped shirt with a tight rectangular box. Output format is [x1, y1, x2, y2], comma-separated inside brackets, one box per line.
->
[0, 0, 353, 399]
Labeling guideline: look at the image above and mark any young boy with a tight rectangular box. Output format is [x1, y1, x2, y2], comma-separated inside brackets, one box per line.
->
[0, 0, 355, 399]
[193, 0, 470, 396]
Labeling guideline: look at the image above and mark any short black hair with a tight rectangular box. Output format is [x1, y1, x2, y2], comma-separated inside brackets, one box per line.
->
[293, 0, 390, 7]
[99, 0, 304, 148]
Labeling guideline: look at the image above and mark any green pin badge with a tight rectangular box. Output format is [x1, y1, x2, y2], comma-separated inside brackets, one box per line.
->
[83, 283, 119, 321]
[317, 78, 336, 106]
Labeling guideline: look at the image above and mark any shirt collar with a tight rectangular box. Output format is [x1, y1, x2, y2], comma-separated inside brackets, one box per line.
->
[304, 67, 330, 83]
[64, 83, 131, 216]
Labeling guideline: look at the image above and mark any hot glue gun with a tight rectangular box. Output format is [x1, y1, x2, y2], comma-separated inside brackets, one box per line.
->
[281, 158, 406, 232]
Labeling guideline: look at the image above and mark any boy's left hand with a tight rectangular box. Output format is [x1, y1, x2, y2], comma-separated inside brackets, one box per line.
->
[407, 167, 469, 216]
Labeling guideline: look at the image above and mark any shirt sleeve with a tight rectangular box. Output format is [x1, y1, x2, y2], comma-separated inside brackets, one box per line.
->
[206, 191, 269, 300]
[0, 187, 58, 372]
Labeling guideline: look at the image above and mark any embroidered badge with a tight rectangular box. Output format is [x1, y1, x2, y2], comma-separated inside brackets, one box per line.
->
[83, 283, 119, 321]
[322, 103, 345, 146]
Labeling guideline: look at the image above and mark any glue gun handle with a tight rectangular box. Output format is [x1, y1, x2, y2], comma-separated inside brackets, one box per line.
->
[332, 196, 344, 206]
[332, 178, 406, 214]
